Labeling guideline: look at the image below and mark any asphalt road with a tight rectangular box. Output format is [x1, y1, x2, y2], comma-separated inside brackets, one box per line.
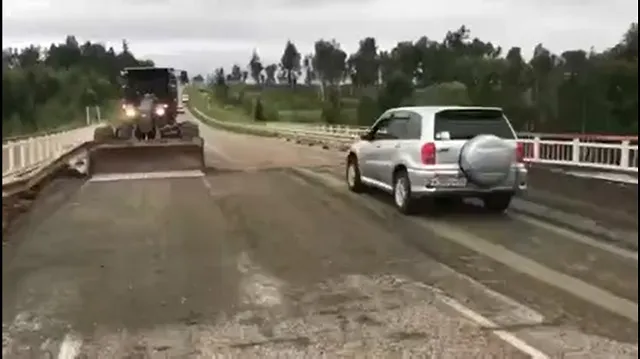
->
[2, 113, 638, 358]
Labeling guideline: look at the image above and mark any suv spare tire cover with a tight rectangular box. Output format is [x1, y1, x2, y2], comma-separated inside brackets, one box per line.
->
[459, 134, 513, 187]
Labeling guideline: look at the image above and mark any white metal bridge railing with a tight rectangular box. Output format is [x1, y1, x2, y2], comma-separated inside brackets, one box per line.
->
[2, 106, 103, 183]
[265, 122, 639, 173]
[2, 125, 99, 181]
[2, 112, 638, 185]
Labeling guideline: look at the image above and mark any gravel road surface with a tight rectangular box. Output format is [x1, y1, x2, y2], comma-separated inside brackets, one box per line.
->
[2, 113, 637, 358]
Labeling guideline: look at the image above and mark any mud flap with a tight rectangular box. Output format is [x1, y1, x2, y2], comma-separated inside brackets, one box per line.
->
[88, 138, 205, 176]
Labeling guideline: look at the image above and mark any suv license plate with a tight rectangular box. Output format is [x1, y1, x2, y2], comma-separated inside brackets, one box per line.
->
[437, 177, 467, 187]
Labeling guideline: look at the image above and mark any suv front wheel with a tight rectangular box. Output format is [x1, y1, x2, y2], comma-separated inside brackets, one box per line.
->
[346, 156, 365, 193]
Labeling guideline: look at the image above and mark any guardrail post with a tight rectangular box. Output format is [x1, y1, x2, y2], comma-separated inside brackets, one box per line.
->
[533, 137, 541, 160]
[44, 135, 51, 159]
[571, 138, 581, 164]
[8, 144, 15, 173]
[28, 138, 37, 167]
[19, 141, 26, 169]
[620, 140, 630, 168]
[36, 138, 43, 163]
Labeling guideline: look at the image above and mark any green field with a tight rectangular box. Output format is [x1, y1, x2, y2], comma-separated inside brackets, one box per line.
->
[199, 84, 362, 125]
[194, 81, 481, 127]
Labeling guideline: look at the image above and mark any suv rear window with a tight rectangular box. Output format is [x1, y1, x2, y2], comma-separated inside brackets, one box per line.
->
[434, 109, 515, 140]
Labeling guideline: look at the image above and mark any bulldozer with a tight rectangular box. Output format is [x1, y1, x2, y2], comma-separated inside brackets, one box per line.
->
[89, 67, 205, 176]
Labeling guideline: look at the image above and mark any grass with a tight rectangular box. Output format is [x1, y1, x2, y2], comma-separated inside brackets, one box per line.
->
[185, 87, 280, 138]
[3, 101, 119, 143]
[186, 85, 362, 133]
[230, 85, 324, 111]
[188, 88, 254, 123]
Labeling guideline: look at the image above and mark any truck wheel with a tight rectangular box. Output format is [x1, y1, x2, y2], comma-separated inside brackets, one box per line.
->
[134, 126, 145, 141]
[168, 114, 177, 125]
[93, 125, 114, 142]
[179, 122, 199, 140]
[115, 124, 134, 140]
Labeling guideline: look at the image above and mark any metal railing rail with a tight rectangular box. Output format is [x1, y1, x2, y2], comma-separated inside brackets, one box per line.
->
[3, 108, 637, 188]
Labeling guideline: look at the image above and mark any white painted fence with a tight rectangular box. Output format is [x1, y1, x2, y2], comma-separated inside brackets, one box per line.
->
[264, 122, 638, 173]
[2, 125, 100, 182]
[2, 106, 104, 183]
[2, 108, 638, 185]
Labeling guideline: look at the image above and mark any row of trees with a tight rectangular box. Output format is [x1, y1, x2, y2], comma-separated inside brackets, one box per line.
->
[2, 36, 153, 138]
[211, 23, 638, 134]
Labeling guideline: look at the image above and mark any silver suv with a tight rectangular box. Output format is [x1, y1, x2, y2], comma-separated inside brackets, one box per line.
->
[345, 106, 528, 214]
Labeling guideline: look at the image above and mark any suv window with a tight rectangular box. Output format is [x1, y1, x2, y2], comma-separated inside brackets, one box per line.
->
[406, 112, 422, 140]
[387, 118, 408, 139]
[434, 109, 515, 140]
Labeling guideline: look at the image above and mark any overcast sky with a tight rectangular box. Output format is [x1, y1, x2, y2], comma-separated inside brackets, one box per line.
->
[3, 0, 637, 76]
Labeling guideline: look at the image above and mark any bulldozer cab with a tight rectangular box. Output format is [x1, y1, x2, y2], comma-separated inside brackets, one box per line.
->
[121, 68, 175, 110]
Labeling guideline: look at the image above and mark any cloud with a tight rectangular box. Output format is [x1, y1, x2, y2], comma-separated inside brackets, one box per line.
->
[2, 0, 637, 75]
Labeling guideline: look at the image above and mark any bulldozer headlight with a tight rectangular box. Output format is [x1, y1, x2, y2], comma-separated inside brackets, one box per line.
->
[124, 106, 137, 118]
[154, 106, 166, 116]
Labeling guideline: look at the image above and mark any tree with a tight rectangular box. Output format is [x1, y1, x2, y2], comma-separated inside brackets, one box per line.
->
[179, 70, 189, 84]
[377, 71, 414, 111]
[205, 22, 637, 133]
[313, 39, 347, 92]
[302, 54, 316, 85]
[230, 64, 242, 82]
[348, 37, 379, 92]
[280, 41, 301, 86]
[248, 50, 263, 85]
[312, 39, 347, 123]
[212, 67, 229, 100]
[2, 36, 152, 137]
[264, 64, 277, 85]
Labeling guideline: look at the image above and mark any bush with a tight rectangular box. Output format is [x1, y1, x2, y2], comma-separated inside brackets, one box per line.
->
[413, 81, 472, 106]
[254, 98, 266, 121]
[262, 103, 280, 122]
[321, 87, 342, 124]
[240, 93, 254, 115]
[377, 71, 414, 111]
[356, 95, 381, 126]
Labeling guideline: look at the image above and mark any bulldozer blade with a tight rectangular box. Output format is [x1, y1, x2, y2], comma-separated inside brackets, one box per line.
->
[89, 138, 205, 177]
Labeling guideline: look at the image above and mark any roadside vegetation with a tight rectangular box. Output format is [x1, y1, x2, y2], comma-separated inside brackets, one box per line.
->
[2, 36, 153, 139]
[202, 23, 637, 135]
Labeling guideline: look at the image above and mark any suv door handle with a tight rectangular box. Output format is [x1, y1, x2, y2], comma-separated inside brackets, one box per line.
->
[437, 148, 450, 153]
[394, 144, 401, 149]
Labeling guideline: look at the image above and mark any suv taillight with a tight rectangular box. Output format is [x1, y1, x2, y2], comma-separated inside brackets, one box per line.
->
[421, 142, 436, 165]
[516, 142, 524, 163]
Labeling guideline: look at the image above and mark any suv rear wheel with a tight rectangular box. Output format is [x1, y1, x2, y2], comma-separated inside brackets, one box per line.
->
[393, 170, 418, 215]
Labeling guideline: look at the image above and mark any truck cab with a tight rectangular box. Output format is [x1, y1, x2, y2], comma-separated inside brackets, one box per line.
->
[120, 67, 178, 125]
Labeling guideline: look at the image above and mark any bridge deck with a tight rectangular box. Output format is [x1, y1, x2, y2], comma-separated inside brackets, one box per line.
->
[2, 114, 637, 357]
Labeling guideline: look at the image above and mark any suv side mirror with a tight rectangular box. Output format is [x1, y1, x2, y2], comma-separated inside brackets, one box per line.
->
[360, 132, 372, 141]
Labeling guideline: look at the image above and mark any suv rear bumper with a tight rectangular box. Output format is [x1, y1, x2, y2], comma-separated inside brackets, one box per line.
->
[407, 166, 528, 197]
